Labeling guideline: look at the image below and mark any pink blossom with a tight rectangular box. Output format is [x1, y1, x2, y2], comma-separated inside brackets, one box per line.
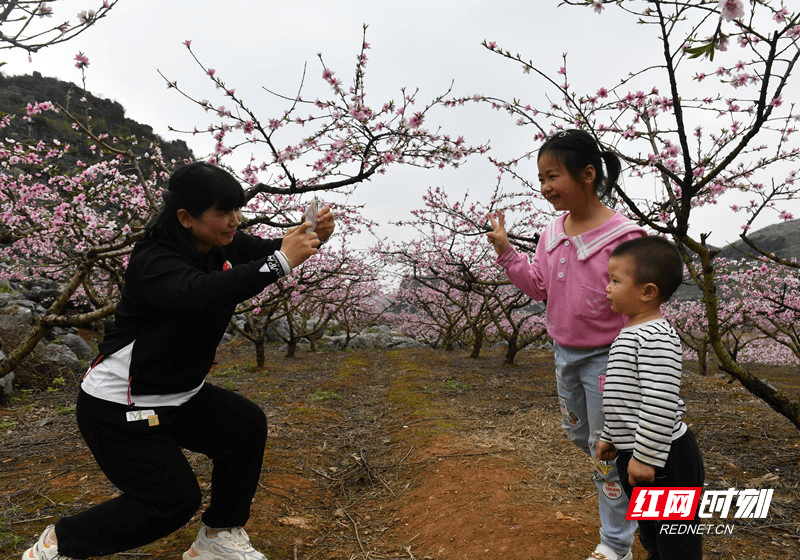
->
[773, 7, 789, 23]
[718, 0, 744, 22]
[207, 68, 216, 77]
[74, 52, 89, 69]
[183, 40, 192, 47]
[593, 1, 604, 14]
[322, 69, 341, 88]
[408, 112, 424, 128]
[771, 96, 783, 107]
[77, 9, 96, 23]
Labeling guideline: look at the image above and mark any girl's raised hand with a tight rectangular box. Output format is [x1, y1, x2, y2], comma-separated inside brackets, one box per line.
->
[487, 212, 511, 256]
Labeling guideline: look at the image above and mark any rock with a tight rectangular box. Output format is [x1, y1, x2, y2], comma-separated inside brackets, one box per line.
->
[316, 336, 344, 351]
[0, 300, 36, 325]
[60, 333, 94, 361]
[0, 373, 14, 397]
[265, 317, 290, 342]
[0, 349, 12, 397]
[389, 338, 426, 349]
[38, 343, 82, 375]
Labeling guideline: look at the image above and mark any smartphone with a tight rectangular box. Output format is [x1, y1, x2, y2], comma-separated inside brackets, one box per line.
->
[302, 197, 319, 232]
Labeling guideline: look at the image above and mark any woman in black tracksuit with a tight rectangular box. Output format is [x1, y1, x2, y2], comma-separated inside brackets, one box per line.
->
[22, 162, 334, 560]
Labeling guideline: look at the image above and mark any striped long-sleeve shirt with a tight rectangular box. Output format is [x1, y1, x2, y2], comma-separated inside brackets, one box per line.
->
[600, 318, 688, 468]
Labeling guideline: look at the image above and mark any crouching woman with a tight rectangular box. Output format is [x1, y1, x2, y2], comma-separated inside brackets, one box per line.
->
[23, 161, 334, 560]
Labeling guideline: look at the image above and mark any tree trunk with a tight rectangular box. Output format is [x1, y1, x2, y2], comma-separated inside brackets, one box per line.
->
[469, 329, 484, 359]
[689, 239, 800, 430]
[504, 334, 518, 365]
[697, 340, 708, 377]
[255, 339, 265, 369]
[286, 339, 298, 358]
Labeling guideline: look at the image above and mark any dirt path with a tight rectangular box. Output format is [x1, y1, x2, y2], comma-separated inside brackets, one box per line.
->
[1, 344, 798, 559]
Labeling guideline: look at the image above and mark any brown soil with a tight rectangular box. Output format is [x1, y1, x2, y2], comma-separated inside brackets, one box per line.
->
[1, 343, 799, 559]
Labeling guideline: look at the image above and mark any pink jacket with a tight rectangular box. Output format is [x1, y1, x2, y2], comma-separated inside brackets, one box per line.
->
[497, 211, 646, 348]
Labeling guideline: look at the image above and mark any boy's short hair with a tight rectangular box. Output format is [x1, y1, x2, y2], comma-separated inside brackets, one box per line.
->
[611, 236, 684, 302]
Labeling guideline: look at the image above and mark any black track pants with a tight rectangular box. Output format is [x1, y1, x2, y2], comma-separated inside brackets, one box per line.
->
[56, 384, 267, 558]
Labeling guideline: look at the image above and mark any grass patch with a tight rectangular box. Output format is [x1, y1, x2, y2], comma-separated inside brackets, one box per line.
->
[308, 389, 342, 402]
[212, 365, 243, 378]
[385, 351, 440, 415]
[0, 518, 25, 550]
[388, 372, 433, 413]
[220, 380, 237, 391]
[286, 406, 330, 423]
[336, 355, 372, 380]
[441, 378, 471, 392]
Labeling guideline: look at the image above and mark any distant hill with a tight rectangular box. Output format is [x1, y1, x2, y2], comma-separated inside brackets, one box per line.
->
[714, 218, 800, 262]
[674, 218, 800, 301]
[0, 71, 194, 165]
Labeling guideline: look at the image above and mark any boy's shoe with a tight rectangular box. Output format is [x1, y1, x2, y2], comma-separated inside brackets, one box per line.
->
[586, 543, 633, 560]
[183, 526, 267, 560]
[22, 525, 75, 560]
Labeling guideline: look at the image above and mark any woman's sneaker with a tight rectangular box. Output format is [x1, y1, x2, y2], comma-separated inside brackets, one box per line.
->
[183, 526, 267, 560]
[22, 525, 75, 560]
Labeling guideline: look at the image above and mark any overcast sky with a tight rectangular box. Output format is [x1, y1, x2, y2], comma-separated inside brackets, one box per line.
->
[2, 0, 796, 249]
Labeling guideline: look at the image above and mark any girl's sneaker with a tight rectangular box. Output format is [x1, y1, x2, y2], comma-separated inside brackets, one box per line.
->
[183, 526, 267, 560]
[586, 543, 633, 560]
[21, 525, 75, 560]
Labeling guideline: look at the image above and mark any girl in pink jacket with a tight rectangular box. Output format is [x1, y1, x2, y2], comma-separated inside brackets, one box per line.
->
[488, 129, 645, 560]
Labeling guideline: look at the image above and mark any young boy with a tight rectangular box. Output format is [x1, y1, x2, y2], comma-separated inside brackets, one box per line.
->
[597, 236, 705, 560]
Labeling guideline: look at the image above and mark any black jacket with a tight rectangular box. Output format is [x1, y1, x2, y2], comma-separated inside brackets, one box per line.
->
[95, 231, 284, 395]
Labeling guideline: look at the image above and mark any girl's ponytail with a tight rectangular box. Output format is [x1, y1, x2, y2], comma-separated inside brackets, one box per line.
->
[599, 150, 621, 199]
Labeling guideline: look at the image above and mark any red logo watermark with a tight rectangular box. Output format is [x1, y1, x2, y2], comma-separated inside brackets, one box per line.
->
[626, 487, 775, 521]
[626, 487, 702, 521]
